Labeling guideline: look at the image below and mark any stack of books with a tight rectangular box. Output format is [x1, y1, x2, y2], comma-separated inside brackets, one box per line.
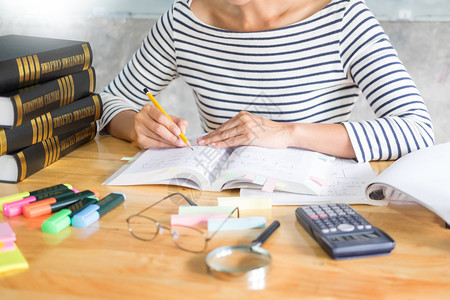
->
[0, 35, 102, 183]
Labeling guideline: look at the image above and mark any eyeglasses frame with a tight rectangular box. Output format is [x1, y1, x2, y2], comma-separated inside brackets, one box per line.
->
[126, 192, 240, 253]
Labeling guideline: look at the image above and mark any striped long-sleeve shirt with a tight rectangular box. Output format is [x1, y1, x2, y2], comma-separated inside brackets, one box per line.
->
[100, 0, 434, 163]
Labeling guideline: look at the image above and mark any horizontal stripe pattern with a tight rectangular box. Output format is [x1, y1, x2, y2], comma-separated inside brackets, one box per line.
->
[100, 0, 434, 162]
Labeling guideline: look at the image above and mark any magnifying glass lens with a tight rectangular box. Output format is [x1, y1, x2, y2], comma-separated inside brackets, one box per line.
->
[207, 247, 271, 273]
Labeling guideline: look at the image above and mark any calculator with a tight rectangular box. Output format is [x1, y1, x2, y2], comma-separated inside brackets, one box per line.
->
[295, 203, 395, 259]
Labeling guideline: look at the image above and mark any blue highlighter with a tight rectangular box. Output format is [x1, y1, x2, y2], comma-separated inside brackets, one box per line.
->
[71, 193, 126, 228]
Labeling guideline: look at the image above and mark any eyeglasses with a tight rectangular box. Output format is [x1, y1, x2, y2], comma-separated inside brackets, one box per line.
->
[126, 193, 239, 253]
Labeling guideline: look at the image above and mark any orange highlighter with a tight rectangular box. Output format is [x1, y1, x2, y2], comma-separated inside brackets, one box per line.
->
[23, 190, 99, 219]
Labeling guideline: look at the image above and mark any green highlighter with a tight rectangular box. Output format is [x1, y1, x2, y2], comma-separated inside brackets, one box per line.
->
[41, 197, 98, 234]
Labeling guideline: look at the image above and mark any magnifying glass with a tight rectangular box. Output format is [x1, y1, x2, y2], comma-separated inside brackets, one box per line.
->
[205, 220, 280, 289]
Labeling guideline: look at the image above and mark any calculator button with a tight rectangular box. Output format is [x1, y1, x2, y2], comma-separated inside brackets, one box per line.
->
[365, 225, 373, 229]
[321, 228, 330, 234]
[337, 224, 355, 232]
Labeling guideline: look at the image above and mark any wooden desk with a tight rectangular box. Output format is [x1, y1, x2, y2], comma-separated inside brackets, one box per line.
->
[1, 136, 449, 299]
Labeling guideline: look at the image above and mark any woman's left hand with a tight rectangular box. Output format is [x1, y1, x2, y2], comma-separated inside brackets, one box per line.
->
[197, 111, 293, 148]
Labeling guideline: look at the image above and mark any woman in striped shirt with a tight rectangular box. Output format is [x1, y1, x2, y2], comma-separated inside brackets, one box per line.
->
[100, 0, 434, 163]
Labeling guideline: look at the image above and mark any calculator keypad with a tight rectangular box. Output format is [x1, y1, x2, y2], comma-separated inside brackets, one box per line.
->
[301, 204, 372, 234]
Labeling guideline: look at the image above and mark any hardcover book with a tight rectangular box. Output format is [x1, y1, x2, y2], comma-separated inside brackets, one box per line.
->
[0, 68, 96, 128]
[0, 35, 93, 93]
[0, 94, 102, 155]
[0, 122, 97, 183]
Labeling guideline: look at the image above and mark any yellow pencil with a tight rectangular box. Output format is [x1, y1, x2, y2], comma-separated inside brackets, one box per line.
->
[143, 88, 193, 150]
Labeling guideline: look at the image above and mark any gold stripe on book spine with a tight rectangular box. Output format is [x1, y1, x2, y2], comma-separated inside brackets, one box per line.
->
[88, 68, 94, 93]
[17, 152, 27, 182]
[92, 95, 101, 120]
[54, 136, 61, 162]
[16, 58, 25, 87]
[0, 129, 6, 155]
[43, 138, 50, 167]
[21, 57, 30, 86]
[63, 76, 72, 105]
[45, 138, 53, 166]
[41, 113, 49, 141]
[27, 56, 36, 84]
[33, 55, 41, 82]
[13, 95, 23, 127]
[57, 78, 64, 107]
[36, 116, 43, 143]
[46, 113, 53, 138]
[69, 75, 75, 103]
[31, 119, 37, 144]
[49, 137, 57, 164]
[90, 122, 96, 139]
[82, 44, 90, 70]
[61, 76, 69, 106]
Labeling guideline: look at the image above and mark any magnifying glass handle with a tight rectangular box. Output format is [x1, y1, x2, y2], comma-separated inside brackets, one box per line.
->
[251, 220, 280, 248]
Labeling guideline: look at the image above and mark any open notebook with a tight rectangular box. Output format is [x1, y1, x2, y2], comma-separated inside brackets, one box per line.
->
[104, 144, 334, 195]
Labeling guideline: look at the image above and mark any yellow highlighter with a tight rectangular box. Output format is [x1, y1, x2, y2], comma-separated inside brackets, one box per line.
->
[143, 88, 193, 150]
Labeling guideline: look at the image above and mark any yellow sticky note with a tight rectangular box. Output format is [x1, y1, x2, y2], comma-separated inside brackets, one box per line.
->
[0, 244, 29, 275]
[217, 197, 272, 210]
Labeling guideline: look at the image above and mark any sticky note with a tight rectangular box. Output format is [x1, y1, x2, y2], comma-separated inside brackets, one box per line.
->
[0, 223, 15, 252]
[207, 216, 266, 231]
[262, 178, 277, 193]
[309, 176, 329, 187]
[178, 206, 236, 216]
[217, 197, 272, 210]
[0, 241, 14, 252]
[0, 244, 29, 274]
[252, 176, 267, 185]
[171, 213, 228, 226]
[244, 174, 255, 181]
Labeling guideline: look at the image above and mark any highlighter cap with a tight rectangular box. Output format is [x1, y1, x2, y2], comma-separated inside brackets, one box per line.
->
[41, 209, 71, 234]
[3, 197, 36, 217]
[71, 204, 100, 228]
[23, 198, 55, 218]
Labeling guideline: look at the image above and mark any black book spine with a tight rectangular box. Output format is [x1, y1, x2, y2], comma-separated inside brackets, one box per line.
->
[8, 67, 96, 127]
[0, 94, 102, 155]
[12, 122, 97, 183]
[0, 43, 93, 93]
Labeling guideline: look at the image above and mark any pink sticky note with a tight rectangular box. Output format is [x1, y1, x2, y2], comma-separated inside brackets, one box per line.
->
[0, 241, 15, 252]
[262, 178, 277, 193]
[171, 213, 228, 227]
[309, 176, 329, 187]
[244, 174, 255, 181]
[0, 222, 16, 252]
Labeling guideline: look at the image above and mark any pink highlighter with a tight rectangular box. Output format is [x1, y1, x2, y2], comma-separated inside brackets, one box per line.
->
[3, 189, 79, 218]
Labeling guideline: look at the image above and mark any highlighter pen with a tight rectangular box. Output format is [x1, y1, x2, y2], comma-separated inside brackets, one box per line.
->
[0, 184, 73, 209]
[41, 197, 99, 234]
[143, 88, 193, 150]
[23, 190, 99, 219]
[3, 188, 79, 218]
[71, 193, 126, 228]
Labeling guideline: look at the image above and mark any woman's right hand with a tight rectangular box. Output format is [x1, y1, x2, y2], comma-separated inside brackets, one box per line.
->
[132, 104, 189, 149]
[105, 105, 189, 149]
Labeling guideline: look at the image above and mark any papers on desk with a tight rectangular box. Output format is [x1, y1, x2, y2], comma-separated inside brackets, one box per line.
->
[241, 158, 388, 206]
[365, 142, 450, 225]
